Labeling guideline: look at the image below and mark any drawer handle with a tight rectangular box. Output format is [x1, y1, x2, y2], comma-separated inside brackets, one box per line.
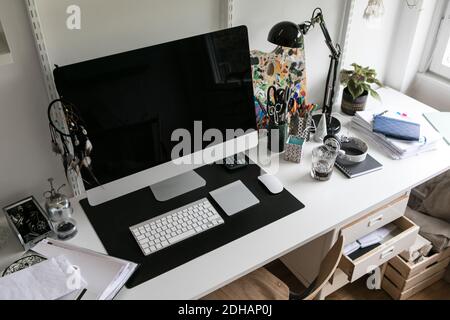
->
[368, 215, 384, 227]
[380, 247, 395, 260]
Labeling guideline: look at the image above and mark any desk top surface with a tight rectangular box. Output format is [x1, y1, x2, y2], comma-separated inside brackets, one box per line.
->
[1, 88, 449, 299]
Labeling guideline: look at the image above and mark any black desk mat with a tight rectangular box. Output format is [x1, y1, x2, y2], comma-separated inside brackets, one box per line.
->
[80, 163, 305, 289]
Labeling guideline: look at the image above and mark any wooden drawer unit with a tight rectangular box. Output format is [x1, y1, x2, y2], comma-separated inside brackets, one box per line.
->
[382, 248, 450, 300]
[341, 194, 409, 246]
[388, 247, 450, 279]
[339, 217, 419, 282]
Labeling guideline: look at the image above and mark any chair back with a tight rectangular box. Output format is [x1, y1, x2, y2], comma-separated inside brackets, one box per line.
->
[302, 234, 344, 300]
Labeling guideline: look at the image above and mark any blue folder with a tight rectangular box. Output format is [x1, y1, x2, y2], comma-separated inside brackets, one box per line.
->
[373, 115, 421, 141]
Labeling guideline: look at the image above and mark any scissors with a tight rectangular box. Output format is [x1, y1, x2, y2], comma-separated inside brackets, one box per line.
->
[267, 86, 287, 125]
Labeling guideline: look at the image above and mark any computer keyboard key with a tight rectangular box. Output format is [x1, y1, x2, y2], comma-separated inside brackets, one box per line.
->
[168, 229, 196, 245]
[130, 198, 225, 256]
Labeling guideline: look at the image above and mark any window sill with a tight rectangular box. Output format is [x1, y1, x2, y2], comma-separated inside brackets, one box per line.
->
[408, 72, 450, 111]
[416, 72, 450, 88]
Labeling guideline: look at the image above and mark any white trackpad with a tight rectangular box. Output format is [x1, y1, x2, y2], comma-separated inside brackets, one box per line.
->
[209, 180, 260, 217]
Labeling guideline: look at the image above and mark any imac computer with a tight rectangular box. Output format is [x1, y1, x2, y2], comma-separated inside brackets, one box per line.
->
[53, 26, 258, 209]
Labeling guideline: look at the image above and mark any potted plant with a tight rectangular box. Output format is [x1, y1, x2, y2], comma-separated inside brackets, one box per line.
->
[340, 63, 383, 115]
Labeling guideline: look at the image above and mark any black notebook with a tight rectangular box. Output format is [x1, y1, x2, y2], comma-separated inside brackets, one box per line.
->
[335, 154, 383, 179]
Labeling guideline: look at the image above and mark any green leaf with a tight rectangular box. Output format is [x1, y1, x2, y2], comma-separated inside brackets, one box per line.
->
[369, 88, 381, 101]
[343, 62, 382, 98]
[361, 83, 370, 92]
[340, 73, 350, 86]
[374, 79, 384, 87]
[348, 80, 364, 99]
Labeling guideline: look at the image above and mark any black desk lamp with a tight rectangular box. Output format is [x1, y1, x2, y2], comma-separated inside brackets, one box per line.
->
[268, 8, 341, 134]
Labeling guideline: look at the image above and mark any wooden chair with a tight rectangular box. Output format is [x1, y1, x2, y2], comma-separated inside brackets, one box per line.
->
[204, 235, 344, 300]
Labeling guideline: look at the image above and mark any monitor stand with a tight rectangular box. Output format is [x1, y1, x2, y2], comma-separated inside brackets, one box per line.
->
[150, 171, 206, 202]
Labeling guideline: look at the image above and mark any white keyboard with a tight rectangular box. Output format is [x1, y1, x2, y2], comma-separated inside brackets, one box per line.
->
[130, 198, 225, 256]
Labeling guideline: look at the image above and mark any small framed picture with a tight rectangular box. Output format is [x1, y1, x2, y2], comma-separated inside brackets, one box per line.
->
[3, 196, 54, 250]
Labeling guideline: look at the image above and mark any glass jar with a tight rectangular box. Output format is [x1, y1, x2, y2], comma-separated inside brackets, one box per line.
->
[311, 135, 341, 181]
[44, 178, 78, 240]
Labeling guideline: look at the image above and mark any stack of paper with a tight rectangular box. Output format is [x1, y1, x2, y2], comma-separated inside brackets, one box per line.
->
[352, 109, 442, 159]
[358, 224, 397, 248]
[32, 239, 138, 300]
[0, 256, 87, 300]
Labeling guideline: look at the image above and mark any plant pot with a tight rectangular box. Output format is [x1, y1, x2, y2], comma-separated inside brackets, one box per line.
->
[341, 88, 369, 116]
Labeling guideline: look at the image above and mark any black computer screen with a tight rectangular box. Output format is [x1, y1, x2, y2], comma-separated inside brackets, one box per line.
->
[53, 26, 256, 189]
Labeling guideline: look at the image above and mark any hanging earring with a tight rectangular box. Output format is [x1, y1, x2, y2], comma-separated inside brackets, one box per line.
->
[85, 139, 93, 155]
[50, 125, 63, 155]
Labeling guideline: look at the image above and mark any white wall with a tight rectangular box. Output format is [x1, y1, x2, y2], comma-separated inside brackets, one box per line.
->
[0, 0, 66, 208]
[232, 0, 347, 105]
[385, 0, 439, 92]
[36, 0, 223, 66]
[343, 0, 403, 83]
[37, 0, 407, 109]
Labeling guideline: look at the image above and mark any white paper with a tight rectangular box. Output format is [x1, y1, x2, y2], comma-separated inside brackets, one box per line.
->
[0, 256, 86, 300]
[344, 241, 361, 256]
[357, 224, 397, 248]
[351, 108, 441, 159]
[33, 239, 137, 300]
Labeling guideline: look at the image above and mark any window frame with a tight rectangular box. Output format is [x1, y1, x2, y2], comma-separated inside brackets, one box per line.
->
[429, 0, 450, 79]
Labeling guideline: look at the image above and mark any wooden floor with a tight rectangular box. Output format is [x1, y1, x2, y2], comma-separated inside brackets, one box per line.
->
[265, 260, 450, 300]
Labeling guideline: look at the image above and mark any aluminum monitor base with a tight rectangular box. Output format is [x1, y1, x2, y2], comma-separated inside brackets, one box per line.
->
[150, 171, 206, 202]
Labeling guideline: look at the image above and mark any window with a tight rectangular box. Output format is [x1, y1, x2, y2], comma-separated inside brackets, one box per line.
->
[443, 36, 450, 67]
[430, 0, 450, 79]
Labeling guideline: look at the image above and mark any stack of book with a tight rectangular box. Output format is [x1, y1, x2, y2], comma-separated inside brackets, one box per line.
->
[352, 109, 442, 160]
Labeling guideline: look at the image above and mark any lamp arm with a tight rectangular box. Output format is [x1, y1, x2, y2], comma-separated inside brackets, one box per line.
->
[301, 8, 341, 59]
[301, 8, 342, 119]
[319, 20, 340, 59]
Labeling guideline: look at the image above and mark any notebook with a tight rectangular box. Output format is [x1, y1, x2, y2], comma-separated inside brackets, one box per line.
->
[335, 154, 383, 179]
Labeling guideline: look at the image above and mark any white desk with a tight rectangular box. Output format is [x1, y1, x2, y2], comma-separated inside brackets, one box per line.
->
[1, 88, 449, 299]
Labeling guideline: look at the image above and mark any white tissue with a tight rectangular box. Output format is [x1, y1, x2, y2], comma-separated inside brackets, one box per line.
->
[0, 255, 87, 300]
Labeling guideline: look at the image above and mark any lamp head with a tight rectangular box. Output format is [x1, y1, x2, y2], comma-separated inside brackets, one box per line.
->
[267, 21, 304, 48]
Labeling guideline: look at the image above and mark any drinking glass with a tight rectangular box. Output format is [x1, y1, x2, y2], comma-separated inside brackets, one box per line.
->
[311, 137, 340, 181]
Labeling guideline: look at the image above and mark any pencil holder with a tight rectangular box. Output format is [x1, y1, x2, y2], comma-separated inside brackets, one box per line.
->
[284, 135, 305, 163]
[268, 122, 288, 153]
[300, 113, 313, 142]
[290, 113, 313, 142]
